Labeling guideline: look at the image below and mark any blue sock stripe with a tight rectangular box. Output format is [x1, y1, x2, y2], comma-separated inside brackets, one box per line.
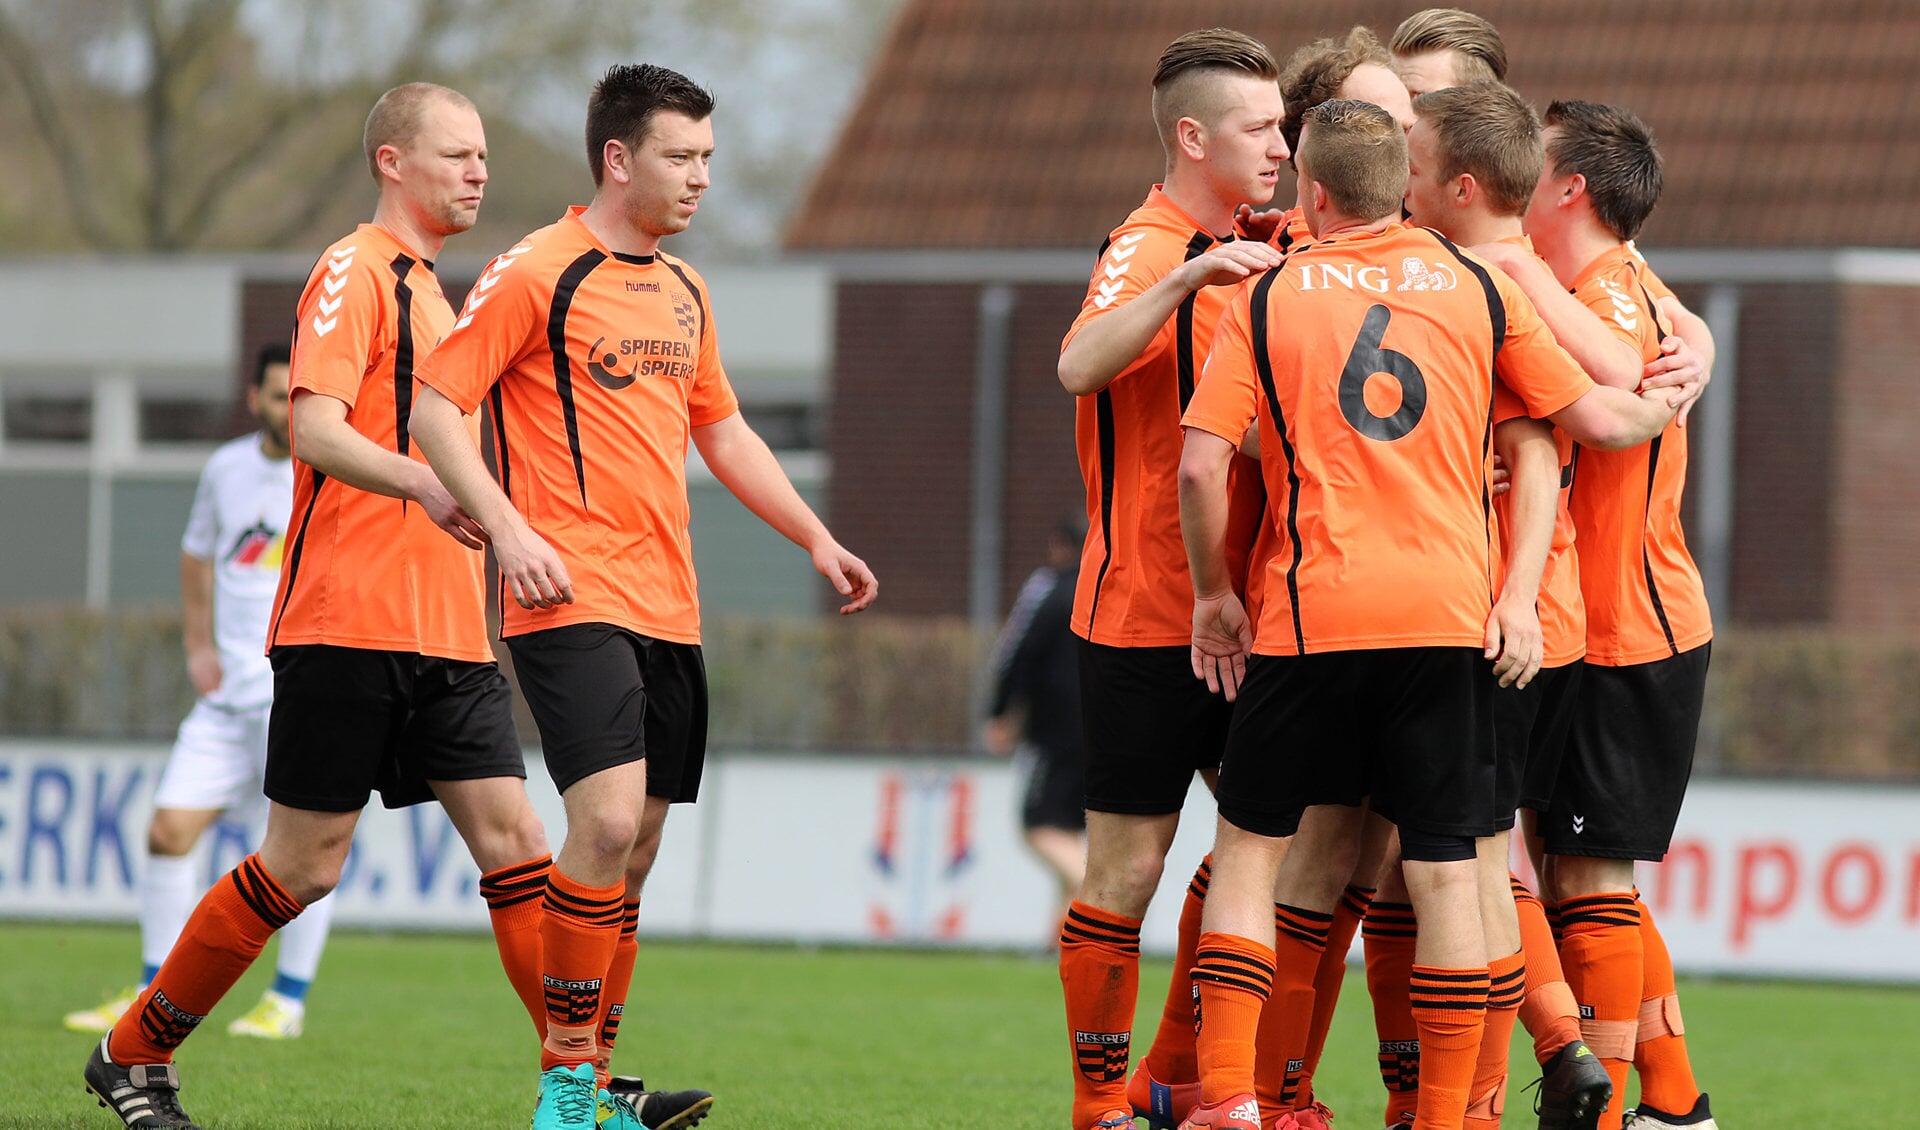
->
[270, 972, 311, 1002]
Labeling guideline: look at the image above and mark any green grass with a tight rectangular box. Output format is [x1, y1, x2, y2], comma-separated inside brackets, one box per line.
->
[4, 922, 1915, 1128]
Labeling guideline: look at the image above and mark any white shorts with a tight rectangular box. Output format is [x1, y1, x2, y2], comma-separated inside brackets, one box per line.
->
[151, 699, 271, 814]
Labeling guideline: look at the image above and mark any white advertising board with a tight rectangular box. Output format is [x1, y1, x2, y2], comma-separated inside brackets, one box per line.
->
[1, 742, 1915, 981]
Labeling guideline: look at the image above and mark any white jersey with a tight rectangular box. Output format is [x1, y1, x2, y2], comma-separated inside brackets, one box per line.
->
[180, 433, 294, 709]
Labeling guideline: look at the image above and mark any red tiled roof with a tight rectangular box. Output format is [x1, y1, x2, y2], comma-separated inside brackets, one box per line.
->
[787, 0, 1920, 251]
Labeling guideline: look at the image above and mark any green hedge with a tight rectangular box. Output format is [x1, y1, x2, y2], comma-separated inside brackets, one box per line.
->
[1, 607, 1914, 778]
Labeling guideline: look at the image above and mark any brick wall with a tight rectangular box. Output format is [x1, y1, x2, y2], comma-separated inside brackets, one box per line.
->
[1831, 284, 1920, 630]
[1728, 284, 1838, 624]
[826, 283, 980, 615]
[997, 284, 1087, 611]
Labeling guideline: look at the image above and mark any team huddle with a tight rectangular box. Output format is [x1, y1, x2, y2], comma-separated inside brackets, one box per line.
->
[1057, 10, 1715, 1130]
[78, 65, 877, 1130]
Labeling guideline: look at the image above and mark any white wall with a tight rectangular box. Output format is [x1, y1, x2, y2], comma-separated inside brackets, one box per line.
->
[2, 741, 1916, 981]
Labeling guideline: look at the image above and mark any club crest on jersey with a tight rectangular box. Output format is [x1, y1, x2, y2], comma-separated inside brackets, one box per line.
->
[1073, 1030, 1130, 1083]
[672, 292, 697, 338]
[1397, 257, 1458, 291]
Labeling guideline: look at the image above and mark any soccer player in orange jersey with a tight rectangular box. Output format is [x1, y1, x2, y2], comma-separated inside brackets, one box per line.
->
[1475, 101, 1720, 1130]
[1174, 100, 1680, 1130]
[81, 84, 562, 1130]
[408, 64, 873, 1130]
[1051, 28, 1288, 1130]
[1403, 81, 1656, 1130]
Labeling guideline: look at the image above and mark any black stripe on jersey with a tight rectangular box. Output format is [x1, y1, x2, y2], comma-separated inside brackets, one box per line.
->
[1642, 435, 1680, 655]
[390, 254, 416, 459]
[1628, 279, 1681, 657]
[547, 249, 608, 509]
[1248, 266, 1306, 655]
[1084, 390, 1118, 635]
[1433, 232, 1507, 599]
[663, 260, 709, 335]
[487, 383, 514, 624]
[1175, 230, 1216, 412]
[268, 470, 327, 649]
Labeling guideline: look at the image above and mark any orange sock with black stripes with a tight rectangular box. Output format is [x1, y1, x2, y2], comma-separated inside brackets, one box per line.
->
[592, 898, 642, 1081]
[1512, 874, 1582, 1064]
[1059, 901, 1143, 1128]
[540, 868, 627, 1071]
[480, 854, 552, 1039]
[1363, 900, 1421, 1126]
[1408, 964, 1489, 1130]
[1139, 856, 1210, 1087]
[1557, 893, 1643, 1130]
[1192, 931, 1275, 1108]
[1633, 894, 1701, 1116]
[1255, 904, 1330, 1120]
[1464, 949, 1526, 1128]
[108, 854, 302, 1064]
[1297, 884, 1372, 1106]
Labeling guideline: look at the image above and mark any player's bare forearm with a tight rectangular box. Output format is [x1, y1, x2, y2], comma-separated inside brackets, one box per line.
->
[1551, 385, 1675, 451]
[1058, 272, 1196, 396]
[179, 552, 220, 693]
[1178, 429, 1237, 598]
[1663, 297, 1716, 374]
[693, 411, 830, 550]
[1491, 418, 1557, 605]
[408, 387, 518, 533]
[1482, 250, 1640, 389]
[291, 392, 436, 504]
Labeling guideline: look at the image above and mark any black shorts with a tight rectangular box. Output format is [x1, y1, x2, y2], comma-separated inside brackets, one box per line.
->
[1493, 661, 1585, 826]
[1216, 647, 1495, 860]
[1077, 640, 1230, 815]
[264, 645, 525, 813]
[1018, 744, 1087, 832]
[1545, 643, 1710, 860]
[505, 623, 708, 802]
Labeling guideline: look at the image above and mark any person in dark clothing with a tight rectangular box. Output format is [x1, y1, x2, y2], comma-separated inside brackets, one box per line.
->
[985, 517, 1088, 929]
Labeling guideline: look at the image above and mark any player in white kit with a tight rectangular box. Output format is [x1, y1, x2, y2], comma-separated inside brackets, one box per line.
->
[65, 343, 339, 1041]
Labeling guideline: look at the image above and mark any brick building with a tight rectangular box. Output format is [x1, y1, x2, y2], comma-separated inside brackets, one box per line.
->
[786, 0, 1920, 631]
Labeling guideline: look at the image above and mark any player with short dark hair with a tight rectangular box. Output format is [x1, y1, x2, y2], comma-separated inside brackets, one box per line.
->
[409, 62, 872, 1130]
[1486, 98, 1721, 1130]
[81, 82, 558, 1130]
[1052, 27, 1287, 1130]
[1175, 98, 1677, 1130]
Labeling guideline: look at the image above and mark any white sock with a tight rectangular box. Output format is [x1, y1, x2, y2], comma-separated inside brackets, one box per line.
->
[274, 888, 338, 986]
[139, 852, 202, 977]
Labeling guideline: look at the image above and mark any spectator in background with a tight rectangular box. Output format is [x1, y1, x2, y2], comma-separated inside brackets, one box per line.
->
[984, 516, 1088, 934]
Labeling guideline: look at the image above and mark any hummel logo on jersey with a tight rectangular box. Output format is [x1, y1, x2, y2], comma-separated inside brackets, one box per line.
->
[1093, 232, 1146, 309]
[1229, 1098, 1261, 1122]
[312, 246, 356, 336]
[1601, 280, 1639, 331]
[1572, 815, 1586, 834]
[1397, 256, 1458, 291]
[455, 242, 532, 331]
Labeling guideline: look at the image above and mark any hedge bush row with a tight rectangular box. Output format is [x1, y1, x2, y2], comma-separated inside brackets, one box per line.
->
[2, 608, 1914, 780]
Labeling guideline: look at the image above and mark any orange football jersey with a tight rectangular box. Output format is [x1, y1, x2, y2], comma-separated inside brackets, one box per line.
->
[1062, 187, 1261, 647]
[1184, 222, 1592, 655]
[268, 223, 492, 663]
[415, 208, 739, 644]
[1489, 234, 1586, 668]
[1566, 244, 1712, 665]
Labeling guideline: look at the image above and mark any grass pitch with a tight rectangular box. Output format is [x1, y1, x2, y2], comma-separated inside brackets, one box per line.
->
[4, 921, 1914, 1128]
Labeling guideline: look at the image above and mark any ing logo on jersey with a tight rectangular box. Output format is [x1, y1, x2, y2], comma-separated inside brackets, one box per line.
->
[1397, 257, 1458, 291]
[225, 523, 285, 572]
